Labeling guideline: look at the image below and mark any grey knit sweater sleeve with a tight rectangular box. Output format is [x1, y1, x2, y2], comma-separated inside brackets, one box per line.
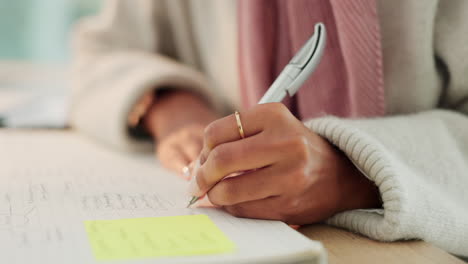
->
[306, 111, 468, 257]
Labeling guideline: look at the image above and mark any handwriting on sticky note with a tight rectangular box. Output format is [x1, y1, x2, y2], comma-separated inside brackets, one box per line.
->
[84, 214, 235, 260]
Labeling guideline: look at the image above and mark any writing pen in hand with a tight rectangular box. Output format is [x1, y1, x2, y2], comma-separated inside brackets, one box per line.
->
[186, 23, 327, 208]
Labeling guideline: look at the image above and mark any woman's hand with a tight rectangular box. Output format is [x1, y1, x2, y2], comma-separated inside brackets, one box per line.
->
[190, 103, 381, 224]
[143, 90, 217, 179]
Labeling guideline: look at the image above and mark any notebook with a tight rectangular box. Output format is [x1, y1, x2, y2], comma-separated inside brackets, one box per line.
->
[0, 130, 326, 264]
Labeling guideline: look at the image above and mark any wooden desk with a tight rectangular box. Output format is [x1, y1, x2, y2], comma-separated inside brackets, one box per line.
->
[300, 225, 464, 264]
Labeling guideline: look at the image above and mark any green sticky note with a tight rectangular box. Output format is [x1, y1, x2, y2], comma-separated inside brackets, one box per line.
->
[84, 215, 235, 260]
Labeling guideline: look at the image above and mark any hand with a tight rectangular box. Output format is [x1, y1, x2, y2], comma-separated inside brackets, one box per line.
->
[143, 90, 217, 178]
[190, 103, 381, 224]
[156, 123, 205, 179]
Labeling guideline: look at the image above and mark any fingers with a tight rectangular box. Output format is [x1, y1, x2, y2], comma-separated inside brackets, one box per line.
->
[207, 165, 287, 206]
[156, 125, 204, 178]
[182, 131, 203, 161]
[200, 105, 271, 159]
[199, 103, 289, 163]
[190, 134, 280, 196]
[203, 111, 260, 149]
[223, 197, 284, 221]
[157, 143, 190, 176]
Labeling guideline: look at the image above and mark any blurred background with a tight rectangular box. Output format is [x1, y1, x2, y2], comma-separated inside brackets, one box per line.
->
[0, 0, 100, 128]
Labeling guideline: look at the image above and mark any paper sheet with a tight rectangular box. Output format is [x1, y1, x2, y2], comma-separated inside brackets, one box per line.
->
[0, 130, 324, 264]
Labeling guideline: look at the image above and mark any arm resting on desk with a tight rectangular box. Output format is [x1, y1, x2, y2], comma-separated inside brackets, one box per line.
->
[70, 0, 224, 152]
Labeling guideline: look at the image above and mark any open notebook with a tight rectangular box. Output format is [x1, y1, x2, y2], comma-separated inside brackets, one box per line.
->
[0, 130, 326, 264]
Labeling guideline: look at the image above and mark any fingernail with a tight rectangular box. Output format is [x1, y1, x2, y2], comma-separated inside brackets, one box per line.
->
[182, 166, 190, 178]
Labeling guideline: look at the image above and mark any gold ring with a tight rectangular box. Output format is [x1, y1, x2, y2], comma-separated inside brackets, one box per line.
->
[234, 111, 245, 139]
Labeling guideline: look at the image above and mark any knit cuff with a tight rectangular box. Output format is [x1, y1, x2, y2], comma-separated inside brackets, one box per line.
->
[305, 116, 413, 241]
[71, 51, 224, 152]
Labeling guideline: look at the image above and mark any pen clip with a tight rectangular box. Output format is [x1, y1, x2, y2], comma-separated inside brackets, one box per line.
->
[285, 23, 326, 97]
[257, 23, 327, 104]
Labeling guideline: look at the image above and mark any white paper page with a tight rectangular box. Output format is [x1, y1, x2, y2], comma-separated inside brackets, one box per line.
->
[0, 131, 325, 264]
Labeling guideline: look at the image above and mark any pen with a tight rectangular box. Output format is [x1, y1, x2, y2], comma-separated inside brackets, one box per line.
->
[187, 23, 327, 208]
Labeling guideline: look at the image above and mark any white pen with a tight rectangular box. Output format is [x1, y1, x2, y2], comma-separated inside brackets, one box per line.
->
[187, 23, 327, 207]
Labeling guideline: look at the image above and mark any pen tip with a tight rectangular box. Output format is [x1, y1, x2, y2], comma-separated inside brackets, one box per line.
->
[186, 196, 199, 208]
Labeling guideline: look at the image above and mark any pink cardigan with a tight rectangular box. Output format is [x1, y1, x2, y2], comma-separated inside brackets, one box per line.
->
[238, 0, 385, 120]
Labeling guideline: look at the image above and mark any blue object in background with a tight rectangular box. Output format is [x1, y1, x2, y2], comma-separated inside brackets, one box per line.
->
[0, 0, 100, 62]
[0, 0, 100, 128]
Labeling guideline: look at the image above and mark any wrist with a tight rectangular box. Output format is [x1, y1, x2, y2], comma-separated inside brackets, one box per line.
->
[335, 149, 382, 213]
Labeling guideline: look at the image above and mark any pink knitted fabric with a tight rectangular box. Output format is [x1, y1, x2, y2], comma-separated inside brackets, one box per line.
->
[238, 0, 385, 119]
